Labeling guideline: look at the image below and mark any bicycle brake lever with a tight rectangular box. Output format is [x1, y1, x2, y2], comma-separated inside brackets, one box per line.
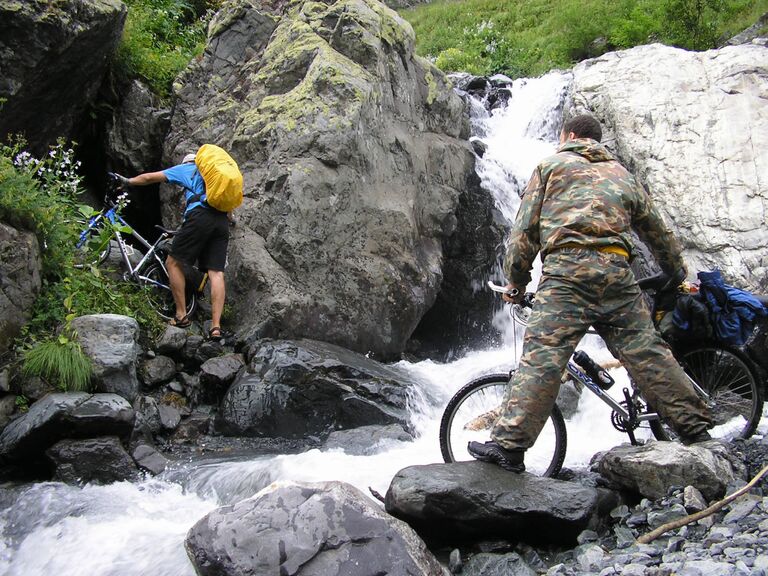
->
[487, 281, 519, 296]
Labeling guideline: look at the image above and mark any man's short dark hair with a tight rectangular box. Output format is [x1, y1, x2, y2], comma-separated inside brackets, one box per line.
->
[563, 115, 602, 142]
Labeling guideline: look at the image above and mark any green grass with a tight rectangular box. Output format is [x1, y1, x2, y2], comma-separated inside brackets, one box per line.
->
[400, 0, 768, 77]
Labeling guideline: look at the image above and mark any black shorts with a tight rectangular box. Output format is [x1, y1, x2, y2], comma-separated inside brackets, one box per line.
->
[170, 207, 229, 271]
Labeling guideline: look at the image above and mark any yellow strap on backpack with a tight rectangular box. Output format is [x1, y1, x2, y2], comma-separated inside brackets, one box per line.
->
[195, 144, 243, 212]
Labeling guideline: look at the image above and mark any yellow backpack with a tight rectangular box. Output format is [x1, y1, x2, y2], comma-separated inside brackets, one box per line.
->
[195, 144, 243, 212]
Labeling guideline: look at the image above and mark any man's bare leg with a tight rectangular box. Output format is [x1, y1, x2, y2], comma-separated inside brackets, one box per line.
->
[166, 255, 187, 320]
[209, 270, 225, 332]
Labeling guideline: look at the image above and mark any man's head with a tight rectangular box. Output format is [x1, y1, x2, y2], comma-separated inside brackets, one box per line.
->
[560, 115, 602, 143]
[182, 153, 196, 164]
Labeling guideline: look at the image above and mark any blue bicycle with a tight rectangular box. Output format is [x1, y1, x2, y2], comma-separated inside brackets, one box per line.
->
[75, 182, 200, 321]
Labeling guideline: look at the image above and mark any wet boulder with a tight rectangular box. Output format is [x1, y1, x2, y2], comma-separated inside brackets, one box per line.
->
[185, 480, 448, 576]
[0, 392, 134, 462]
[46, 436, 140, 484]
[592, 440, 747, 501]
[385, 462, 619, 546]
[216, 339, 414, 440]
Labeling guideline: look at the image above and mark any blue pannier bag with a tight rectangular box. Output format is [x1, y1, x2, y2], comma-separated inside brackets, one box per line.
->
[696, 269, 768, 346]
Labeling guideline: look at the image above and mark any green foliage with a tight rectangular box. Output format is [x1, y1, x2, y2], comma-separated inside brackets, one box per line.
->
[22, 331, 92, 392]
[116, 0, 220, 97]
[401, 0, 768, 78]
[0, 139, 84, 278]
[1, 141, 164, 364]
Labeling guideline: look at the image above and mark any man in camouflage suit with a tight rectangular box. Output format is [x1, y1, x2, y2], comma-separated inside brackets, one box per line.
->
[468, 114, 713, 472]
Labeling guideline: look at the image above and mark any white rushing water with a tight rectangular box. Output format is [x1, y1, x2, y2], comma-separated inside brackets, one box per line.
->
[2, 72, 766, 576]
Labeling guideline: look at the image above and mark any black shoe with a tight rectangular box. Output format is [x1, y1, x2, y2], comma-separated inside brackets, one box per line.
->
[680, 430, 712, 445]
[467, 441, 525, 472]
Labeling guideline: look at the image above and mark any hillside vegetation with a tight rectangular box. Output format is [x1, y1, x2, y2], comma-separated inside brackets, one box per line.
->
[400, 0, 768, 77]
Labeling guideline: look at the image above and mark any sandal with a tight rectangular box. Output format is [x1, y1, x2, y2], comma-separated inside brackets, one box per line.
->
[169, 314, 191, 328]
[207, 326, 223, 341]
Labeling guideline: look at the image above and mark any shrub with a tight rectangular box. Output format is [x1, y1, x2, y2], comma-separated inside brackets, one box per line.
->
[116, 0, 219, 98]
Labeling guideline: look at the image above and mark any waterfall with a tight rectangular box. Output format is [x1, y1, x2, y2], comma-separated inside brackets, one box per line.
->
[4, 69, 745, 575]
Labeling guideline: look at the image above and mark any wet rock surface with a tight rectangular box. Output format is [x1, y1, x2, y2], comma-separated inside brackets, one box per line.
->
[447, 435, 768, 576]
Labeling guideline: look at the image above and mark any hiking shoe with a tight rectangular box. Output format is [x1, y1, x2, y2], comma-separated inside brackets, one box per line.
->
[467, 441, 525, 473]
[680, 430, 713, 445]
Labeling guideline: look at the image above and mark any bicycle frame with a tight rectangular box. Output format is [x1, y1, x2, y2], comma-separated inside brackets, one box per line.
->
[77, 203, 172, 291]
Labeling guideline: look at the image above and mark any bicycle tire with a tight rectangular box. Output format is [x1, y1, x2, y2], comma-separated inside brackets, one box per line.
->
[141, 262, 197, 321]
[439, 374, 567, 477]
[650, 345, 763, 442]
[74, 230, 111, 268]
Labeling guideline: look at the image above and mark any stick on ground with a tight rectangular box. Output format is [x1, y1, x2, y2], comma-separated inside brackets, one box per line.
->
[637, 464, 768, 545]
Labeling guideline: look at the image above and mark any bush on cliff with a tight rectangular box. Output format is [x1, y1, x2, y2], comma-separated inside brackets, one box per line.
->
[116, 0, 221, 97]
[0, 141, 162, 390]
[402, 0, 768, 77]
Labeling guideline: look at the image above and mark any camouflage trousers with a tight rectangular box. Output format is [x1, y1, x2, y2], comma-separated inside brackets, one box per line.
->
[492, 248, 713, 450]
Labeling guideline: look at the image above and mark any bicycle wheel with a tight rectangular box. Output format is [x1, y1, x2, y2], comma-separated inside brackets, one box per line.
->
[74, 228, 111, 268]
[650, 346, 763, 441]
[140, 262, 197, 321]
[439, 374, 567, 477]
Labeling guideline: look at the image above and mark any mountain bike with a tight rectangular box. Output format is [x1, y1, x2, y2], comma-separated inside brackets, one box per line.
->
[439, 274, 764, 477]
[75, 182, 204, 321]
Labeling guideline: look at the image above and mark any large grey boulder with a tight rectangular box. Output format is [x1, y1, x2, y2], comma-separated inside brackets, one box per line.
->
[162, 0, 501, 358]
[216, 339, 414, 439]
[46, 436, 140, 484]
[70, 314, 141, 401]
[385, 462, 619, 546]
[570, 43, 768, 291]
[0, 0, 126, 153]
[185, 480, 448, 576]
[0, 222, 41, 354]
[0, 392, 134, 462]
[592, 440, 747, 501]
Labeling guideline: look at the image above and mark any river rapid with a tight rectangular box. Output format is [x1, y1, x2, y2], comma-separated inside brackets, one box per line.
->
[1, 73, 765, 576]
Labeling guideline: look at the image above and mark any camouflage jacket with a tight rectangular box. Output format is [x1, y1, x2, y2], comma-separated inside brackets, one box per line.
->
[503, 138, 684, 287]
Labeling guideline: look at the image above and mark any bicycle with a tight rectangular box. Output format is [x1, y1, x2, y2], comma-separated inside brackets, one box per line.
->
[439, 274, 764, 478]
[75, 179, 205, 321]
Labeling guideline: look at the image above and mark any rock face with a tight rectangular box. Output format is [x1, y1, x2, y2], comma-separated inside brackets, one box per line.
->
[0, 222, 41, 354]
[570, 43, 768, 291]
[592, 440, 747, 501]
[105, 79, 171, 175]
[70, 314, 141, 401]
[162, 0, 500, 358]
[217, 339, 413, 438]
[0, 0, 126, 153]
[385, 462, 618, 545]
[185, 480, 448, 576]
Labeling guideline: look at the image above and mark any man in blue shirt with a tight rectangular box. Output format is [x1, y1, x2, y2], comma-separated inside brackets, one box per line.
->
[115, 153, 230, 340]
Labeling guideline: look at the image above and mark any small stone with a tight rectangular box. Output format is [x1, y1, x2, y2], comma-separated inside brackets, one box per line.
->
[448, 549, 462, 574]
[666, 536, 685, 552]
[577, 529, 599, 544]
[647, 504, 688, 528]
[723, 496, 760, 523]
[614, 525, 636, 548]
[684, 485, 708, 513]
[620, 564, 647, 576]
[575, 544, 608, 572]
[627, 511, 648, 528]
[610, 504, 630, 520]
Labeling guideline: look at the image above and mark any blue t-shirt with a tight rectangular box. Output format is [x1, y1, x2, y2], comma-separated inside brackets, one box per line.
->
[163, 163, 207, 215]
